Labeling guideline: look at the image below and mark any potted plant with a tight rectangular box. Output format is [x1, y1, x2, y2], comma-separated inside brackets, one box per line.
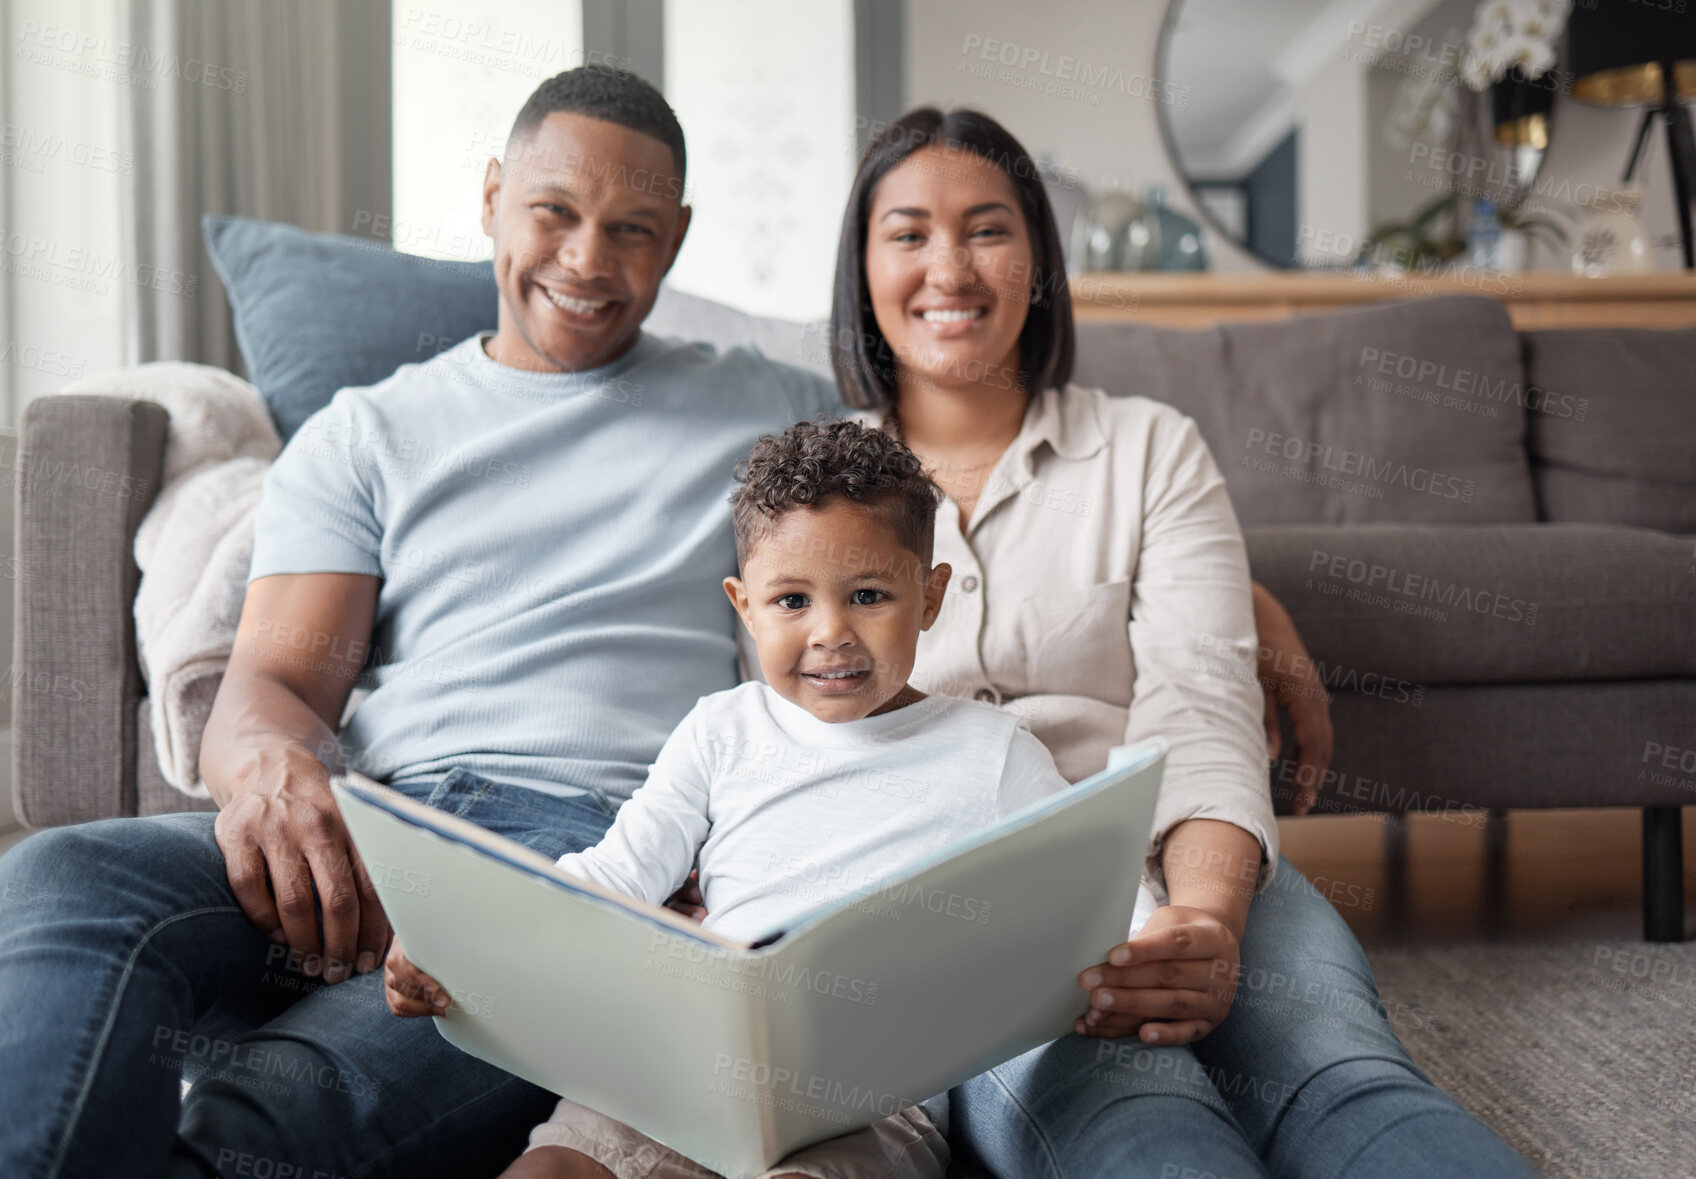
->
[1460, 1, 1574, 269]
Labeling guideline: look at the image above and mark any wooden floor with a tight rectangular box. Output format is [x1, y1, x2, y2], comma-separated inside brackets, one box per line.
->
[1279, 806, 1696, 947]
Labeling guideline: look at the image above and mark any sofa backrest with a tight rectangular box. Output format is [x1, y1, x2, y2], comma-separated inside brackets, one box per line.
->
[1521, 327, 1696, 534]
[647, 287, 1695, 534]
[1072, 295, 1539, 527]
[200, 211, 1689, 535]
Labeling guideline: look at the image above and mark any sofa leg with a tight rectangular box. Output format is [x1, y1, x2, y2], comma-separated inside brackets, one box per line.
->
[1642, 807, 1685, 943]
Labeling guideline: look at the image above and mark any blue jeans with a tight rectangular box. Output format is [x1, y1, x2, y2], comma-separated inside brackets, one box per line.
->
[950, 857, 1541, 1179]
[0, 769, 615, 1179]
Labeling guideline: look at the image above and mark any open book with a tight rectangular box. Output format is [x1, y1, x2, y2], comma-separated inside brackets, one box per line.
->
[332, 742, 1163, 1179]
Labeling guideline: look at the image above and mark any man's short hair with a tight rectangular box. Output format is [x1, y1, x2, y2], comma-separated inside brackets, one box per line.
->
[731, 420, 942, 569]
[507, 63, 686, 185]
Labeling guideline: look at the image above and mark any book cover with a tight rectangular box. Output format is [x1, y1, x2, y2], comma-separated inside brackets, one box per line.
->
[333, 743, 1162, 1177]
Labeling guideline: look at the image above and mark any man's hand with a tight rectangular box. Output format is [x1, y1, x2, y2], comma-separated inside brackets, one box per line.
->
[385, 939, 451, 1017]
[1252, 581, 1334, 815]
[203, 571, 385, 985]
[1074, 905, 1240, 1046]
[213, 743, 389, 984]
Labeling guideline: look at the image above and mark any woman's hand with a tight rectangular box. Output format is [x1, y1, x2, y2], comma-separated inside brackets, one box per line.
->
[1074, 905, 1240, 1046]
[384, 939, 452, 1017]
[1252, 581, 1334, 815]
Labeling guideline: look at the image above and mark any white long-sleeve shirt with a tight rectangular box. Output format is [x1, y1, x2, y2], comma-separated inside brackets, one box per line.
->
[852, 385, 1278, 902]
[555, 681, 1069, 942]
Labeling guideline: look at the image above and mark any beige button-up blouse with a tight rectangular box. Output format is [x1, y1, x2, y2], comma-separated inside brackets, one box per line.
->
[857, 385, 1278, 900]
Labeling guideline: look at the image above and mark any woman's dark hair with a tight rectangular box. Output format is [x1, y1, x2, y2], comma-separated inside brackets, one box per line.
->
[829, 107, 1074, 411]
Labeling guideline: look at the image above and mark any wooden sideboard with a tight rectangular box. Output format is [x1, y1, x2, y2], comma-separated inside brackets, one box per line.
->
[1068, 272, 1696, 330]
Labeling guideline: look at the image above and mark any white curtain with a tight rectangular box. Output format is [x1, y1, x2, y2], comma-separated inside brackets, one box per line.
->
[0, 0, 130, 426]
[119, 0, 391, 371]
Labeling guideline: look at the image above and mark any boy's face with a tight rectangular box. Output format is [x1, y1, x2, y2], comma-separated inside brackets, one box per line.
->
[724, 500, 951, 724]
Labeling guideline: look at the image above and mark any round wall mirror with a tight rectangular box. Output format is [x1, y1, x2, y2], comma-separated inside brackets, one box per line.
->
[1157, 0, 1560, 271]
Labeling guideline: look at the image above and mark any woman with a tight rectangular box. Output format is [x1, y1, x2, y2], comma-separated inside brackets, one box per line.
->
[829, 108, 1536, 1179]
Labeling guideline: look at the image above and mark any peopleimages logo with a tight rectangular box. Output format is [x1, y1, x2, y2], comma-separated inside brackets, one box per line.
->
[0, 444, 148, 499]
[710, 1055, 919, 1120]
[1358, 347, 1589, 421]
[1244, 428, 1474, 502]
[957, 34, 1191, 108]
[16, 20, 248, 92]
[0, 232, 198, 297]
[646, 933, 881, 1005]
[0, 122, 134, 175]
[1307, 549, 1539, 627]
[298, 417, 532, 488]
[1407, 143, 1636, 218]
[1194, 632, 1423, 707]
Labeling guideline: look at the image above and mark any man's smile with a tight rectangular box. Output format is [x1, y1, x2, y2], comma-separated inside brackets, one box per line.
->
[531, 280, 618, 326]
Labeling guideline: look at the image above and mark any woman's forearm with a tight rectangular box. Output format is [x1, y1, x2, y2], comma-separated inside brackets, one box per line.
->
[1159, 818, 1263, 940]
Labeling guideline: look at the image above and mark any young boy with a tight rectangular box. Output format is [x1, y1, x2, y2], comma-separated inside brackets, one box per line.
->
[386, 420, 1069, 1179]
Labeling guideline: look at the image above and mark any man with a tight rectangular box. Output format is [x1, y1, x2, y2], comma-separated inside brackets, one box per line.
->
[0, 65, 834, 1179]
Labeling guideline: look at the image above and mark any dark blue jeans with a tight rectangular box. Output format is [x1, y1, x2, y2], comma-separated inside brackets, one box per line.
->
[0, 769, 614, 1179]
[950, 856, 1541, 1178]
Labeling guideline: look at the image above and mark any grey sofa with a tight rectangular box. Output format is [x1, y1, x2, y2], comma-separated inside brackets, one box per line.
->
[12, 294, 1695, 940]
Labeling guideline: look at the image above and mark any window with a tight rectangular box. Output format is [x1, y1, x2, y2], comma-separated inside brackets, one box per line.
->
[391, 1, 585, 261]
[661, 0, 856, 321]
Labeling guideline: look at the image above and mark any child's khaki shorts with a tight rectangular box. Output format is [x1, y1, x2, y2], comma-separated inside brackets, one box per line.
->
[524, 1095, 950, 1179]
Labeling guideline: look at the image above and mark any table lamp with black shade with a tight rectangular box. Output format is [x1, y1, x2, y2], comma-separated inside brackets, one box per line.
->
[1568, 1, 1696, 269]
[1494, 65, 1555, 154]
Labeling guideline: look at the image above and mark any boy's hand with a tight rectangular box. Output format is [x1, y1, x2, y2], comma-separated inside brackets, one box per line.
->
[1073, 905, 1240, 1046]
[664, 870, 708, 923]
[384, 939, 452, 1017]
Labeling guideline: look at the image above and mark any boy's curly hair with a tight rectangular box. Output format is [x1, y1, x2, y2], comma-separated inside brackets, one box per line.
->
[731, 420, 941, 568]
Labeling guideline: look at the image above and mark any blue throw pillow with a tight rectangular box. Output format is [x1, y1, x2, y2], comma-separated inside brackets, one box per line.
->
[202, 214, 497, 441]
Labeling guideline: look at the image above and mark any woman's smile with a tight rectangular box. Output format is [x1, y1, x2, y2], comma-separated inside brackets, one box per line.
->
[913, 301, 991, 338]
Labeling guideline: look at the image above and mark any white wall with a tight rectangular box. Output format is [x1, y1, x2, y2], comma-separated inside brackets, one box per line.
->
[661, 0, 857, 320]
[1525, 99, 1687, 273]
[903, 0, 1262, 272]
[1296, 52, 1370, 266]
[391, 0, 584, 261]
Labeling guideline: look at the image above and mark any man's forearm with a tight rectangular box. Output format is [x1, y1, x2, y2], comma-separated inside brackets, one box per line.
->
[200, 673, 347, 808]
[1160, 818, 1262, 939]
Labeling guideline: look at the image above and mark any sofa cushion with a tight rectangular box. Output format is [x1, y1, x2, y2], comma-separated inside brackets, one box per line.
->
[202, 214, 498, 442]
[201, 215, 836, 443]
[1074, 296, 1539, 526]
[641, 286, 831, 379]
[1523, 327, 1696, 533]
[1244, 523, 1696, 685]
[1272, 679, 1696, 814]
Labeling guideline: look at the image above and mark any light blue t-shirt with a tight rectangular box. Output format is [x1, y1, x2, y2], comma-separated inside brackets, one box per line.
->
[247, 331, 839, 803]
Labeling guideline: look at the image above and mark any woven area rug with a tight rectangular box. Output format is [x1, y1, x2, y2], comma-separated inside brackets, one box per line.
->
[1368, 939, 1696, 1179]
